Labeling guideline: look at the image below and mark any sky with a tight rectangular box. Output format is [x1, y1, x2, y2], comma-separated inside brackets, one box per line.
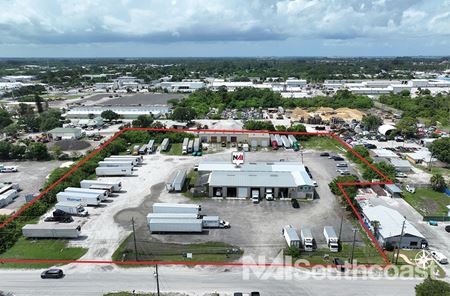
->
[0, 0, 449, 57]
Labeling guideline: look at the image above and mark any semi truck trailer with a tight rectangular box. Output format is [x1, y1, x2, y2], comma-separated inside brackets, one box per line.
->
[152, 203, 201, 214]
[103, 157, 138, 166]
[56, 192, 101, 206]
[0, 189, 18, 208]
[300, 228, 314, 251]
[55, 201, 88, 216]
[281, 135, 291, 148]
[98, 160, 134, 168]
[283, 225, 301, 248]
[147, 213, 199, 222]
[182, 138, 189, 155]
[166, 169, 187, 192]
[80, 180, 122, 192]
[193, 138, 200, 152]
[64, 187, 109, 200]
[95, 167, 133, 176]
[107, 155, 142, 164]
[148, 139, 156, 154]
[148, 218, 203, 233]
[323, 226, 339, 252]
[22, 223, 81, 238]
[160, 138, 170, 152]
[274, 134, 283, 146]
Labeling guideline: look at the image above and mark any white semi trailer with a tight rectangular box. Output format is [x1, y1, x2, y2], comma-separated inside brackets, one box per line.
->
[56, 192, 101, 206]
[166, 169, 187, 192]
[182, 138, 189, 155]
[148, 219, 203, 233]
[147, 213, 199, 222]
[288, 134, 298, 146]
[95, 167, 133, 176]
[323, 226, 339, 252]
[64, 187, 109, 200]
[22, 223, 82, 238]
[274, 134, 283, 146]
[98, 160, 134, 168]
[0, 189, 18, 208]
[107, 155, 142, 164]
[300, 228, 314, 251]
[80, 180, 122, 192]
[152, 203, 201, 214]
[55, 201, 88, 216]
[280, 135, 291, 148]
[283, 225, 301, 248]
[103, 157, 139, 166]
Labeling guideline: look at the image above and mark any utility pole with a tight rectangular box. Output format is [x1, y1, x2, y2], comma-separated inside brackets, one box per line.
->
[350, 229, 357, 266]
[155, 264, 160, 296]
[132, 217, 138, 262]
[395, 218, 406, 265]
[338, 206, 346, 241]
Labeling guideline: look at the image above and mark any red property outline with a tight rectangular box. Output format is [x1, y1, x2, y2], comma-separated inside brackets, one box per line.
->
[0, 128, 394, 268]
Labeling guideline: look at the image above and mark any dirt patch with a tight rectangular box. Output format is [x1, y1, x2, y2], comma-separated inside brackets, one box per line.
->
[53, 139, 91, 151]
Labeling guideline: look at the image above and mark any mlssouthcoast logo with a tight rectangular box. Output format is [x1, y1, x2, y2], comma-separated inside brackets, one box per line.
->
[232, 151, 245, 166]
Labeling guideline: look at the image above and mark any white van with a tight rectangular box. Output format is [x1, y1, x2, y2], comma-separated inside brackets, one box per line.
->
[431, 251, 448, 264]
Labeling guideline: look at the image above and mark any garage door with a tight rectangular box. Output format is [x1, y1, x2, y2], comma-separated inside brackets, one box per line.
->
[237, 187, 248, 198]
[221, 136, 227, 143]
[211, 136, 217, 143]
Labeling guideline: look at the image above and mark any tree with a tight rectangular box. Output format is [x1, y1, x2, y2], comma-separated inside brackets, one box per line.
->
[34, 94, 44, 113]
[132, 115, 154, 128]
[346, 145, 371, 164]
[243, 120, 275, 131]
[430, 173, 446, 192]
[18, 103, 34, 116]
[101, 110, 120, 121]
[287, 124, 309, 140]
[167, 98, 179, 107]
[40, 110, 62, 131]
[10, 144, 26, 159]
[2, 123, 19, 136]
[362, 161, 396, 182]
[0, 108, 13, 130]
[0, 141, 11, 159]
[415, 276, 450, 296]
[429, 138, 450, 164]
[171, 107, 197, 122]
[25, 142, 50, 160]
[396, 116, 418, 139]
[362, 114, 383, 131]
[18, 114, 41, 132]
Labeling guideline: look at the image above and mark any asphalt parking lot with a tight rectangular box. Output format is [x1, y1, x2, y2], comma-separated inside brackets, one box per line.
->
[115, 149, 363, 261]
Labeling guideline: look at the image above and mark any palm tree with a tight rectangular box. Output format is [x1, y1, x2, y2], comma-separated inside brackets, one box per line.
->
[430, 173, 446, 192]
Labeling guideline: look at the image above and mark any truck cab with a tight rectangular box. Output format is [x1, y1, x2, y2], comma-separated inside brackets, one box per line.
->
[265, 188, 274, 201]
[251, 190, 260, 203]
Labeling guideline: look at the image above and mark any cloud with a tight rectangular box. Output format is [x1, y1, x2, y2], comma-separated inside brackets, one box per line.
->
[0, 0, 448, 46]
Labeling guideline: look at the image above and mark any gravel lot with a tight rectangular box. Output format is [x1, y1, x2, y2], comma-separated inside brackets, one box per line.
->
[0, 160, 65, 210]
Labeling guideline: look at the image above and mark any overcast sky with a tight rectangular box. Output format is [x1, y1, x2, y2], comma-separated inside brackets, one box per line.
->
[0, 0, 449, 57]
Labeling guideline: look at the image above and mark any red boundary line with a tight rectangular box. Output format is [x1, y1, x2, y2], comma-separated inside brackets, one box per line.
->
[0, 128, 394, 268]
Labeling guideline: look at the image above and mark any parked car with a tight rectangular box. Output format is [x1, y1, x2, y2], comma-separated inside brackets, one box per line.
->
[396, 172, 408, 178]
[431, 251, 448, 264]
[250, 292, 260, 296]
[337, 169, 350, 175]
[445, 225, 450, 233]
[429, 220, 438, 226]
[405, 184, 415, 193]
[320, 152, 330, 157]
[312, 180, 318, 187]
[364, 143, 377, 149]
[291, 199, 300, 209]
[41, 269, 64, 279]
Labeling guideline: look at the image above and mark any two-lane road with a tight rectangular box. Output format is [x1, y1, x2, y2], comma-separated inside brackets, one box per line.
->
[0, 265, 421, 296]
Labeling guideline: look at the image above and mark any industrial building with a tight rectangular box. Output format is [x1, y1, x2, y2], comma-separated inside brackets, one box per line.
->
[198, 132, 270, 146]
[198, 160, 315, 199]
[362, 205, 427, 249]
[389, 158, 412, 172]
[64, 105, 170, 119]
[48, 128, 82, 140]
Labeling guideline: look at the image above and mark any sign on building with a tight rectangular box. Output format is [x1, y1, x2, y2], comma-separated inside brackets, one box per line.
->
[231, 151, 245, 166]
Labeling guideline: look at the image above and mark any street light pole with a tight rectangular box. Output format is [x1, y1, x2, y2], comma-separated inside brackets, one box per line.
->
[395, 218, 406, 265]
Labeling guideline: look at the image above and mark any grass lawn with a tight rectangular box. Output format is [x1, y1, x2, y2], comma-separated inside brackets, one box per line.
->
[403, 188, 450, 216]
[161, 143, 182, 156]
[413, 163, 450, 179]
[112, 237, 242, 267]
[301, 136, 344, 153]
[0, 237, 87, 268]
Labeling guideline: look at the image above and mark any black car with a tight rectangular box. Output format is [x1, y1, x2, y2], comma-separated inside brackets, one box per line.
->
[333, 156, 344, 161]
[250, 293, 260, 296]
[41, 269, 64, 279]
[333, 258, 345, 272]
[291, 199, 300, 209]
[364, 143, 377, 149]
[233, 293, 243, 296]
[320, 152, 330, 157]
[445, 225, 450, 233]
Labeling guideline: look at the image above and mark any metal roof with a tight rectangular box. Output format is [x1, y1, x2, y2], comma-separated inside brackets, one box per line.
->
[198, 160, 305, 173]
[363, 205, 424, 239]
[389, 158, 412, 168]
[385, 184, 403, 193]
[209, 171, 301, 187]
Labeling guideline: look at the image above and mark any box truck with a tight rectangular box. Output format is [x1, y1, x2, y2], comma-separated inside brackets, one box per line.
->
[166, 169, 187, 192]
[98, 161, 134, 168]
[153, 203, 201, 214]
[182, 138, 189, 155]
[283, 225, 301, 248]
[281, 135, 291, 148]
[300, 228, 314, 251]
[323, 226, 339, 252]
[160, 138, 170, 151]
[147, 213, 199, 222]
[55, 201, 88, 216]
[95, 167, 133, 176]
[22, 223, 81, 238]
[148, 218, 203, 233]
[64, 187, 109, 200]
[56, 192, 101, 206]
[202, 216, 230, 228]
[104, 157, 139, 166]
[80, 180, 122, 192]
[148, 139, 156, 154]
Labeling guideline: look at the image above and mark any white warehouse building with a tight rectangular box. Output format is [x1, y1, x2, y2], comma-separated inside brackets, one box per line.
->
[64, 105, 170, 119]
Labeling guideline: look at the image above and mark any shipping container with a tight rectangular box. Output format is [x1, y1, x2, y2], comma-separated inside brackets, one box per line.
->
[22, 223, 81, 238]
[152, 203, 201, 214]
